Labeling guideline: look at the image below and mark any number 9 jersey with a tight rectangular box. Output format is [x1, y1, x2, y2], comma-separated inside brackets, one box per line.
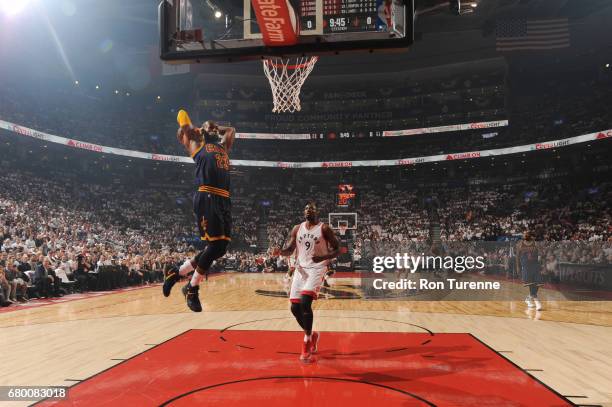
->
[191, 141, 232, 242]
[290, 221, 330, 302]
[295, 222, 329, 270]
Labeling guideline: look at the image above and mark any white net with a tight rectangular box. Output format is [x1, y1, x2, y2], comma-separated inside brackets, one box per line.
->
[262, 56, 318, 113]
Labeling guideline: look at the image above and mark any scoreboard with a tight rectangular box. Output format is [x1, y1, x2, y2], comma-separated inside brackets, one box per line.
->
[337, 184, 357, 207]
[300, 0, 390, 34]
[162, 0, 412, 63]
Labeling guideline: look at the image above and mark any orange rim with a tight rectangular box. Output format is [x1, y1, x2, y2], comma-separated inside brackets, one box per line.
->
[264, 57, 318, 70]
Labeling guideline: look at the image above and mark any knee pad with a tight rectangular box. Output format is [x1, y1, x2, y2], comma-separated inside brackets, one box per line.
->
[197, 240, 229, 270]
[300, 294, 313, 315]
[290, 302, 301, 316]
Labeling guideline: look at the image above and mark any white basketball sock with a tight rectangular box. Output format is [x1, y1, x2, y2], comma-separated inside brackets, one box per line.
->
[190, 271, 204, 287]
[179, 259, 194, 276]
[304, 334, 311, 342]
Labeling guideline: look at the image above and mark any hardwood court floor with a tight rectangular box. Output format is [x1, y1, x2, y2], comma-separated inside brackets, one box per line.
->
[1, 273, 611, 406]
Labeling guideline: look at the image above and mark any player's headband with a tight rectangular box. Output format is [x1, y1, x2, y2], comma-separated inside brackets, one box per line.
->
[177, 109, 192, 127]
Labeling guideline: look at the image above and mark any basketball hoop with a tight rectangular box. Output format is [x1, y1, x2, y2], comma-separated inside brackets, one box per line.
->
[262, 56, 318, 113]
[338, 225, 348, 236]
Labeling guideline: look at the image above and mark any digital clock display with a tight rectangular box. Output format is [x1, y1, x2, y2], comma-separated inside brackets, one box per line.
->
[324, 0, 380, 33]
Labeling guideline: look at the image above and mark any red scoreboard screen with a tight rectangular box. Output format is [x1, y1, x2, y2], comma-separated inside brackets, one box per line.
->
[337, 184, 356, 207]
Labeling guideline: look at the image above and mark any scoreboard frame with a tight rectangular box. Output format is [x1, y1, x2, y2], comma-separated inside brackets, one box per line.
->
[244, 0, 406, 39]
[159, 0, 414, 64]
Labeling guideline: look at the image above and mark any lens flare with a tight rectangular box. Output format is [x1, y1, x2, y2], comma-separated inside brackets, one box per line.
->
[1, 0, 31, 16]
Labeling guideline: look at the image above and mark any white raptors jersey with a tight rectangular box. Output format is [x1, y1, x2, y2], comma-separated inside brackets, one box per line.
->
[296, 221, 329, 269]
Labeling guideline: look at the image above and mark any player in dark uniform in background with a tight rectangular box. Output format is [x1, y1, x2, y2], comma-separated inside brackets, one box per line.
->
[515, 229, 543, 311]
[163, 110, 235, 312]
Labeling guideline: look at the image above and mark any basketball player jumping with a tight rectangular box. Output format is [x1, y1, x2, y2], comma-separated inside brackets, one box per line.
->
[280, 202, 340, 363]
[163, 110, 235, 312]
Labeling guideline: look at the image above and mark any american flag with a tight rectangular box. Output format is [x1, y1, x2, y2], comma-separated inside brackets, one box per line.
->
[496, 18, 570, 51]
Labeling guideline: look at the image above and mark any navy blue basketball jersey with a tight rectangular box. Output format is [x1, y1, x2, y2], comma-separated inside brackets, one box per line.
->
[518, 242, 540, 271]
[191, 141, 230, 196]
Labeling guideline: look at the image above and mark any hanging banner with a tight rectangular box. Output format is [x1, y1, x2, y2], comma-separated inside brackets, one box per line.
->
[0, 119, 609, 168]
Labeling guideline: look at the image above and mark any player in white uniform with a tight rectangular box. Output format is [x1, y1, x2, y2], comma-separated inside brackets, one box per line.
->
[280, 202, 340, 363]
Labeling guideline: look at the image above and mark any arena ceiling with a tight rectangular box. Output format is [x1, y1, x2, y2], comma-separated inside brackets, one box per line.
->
[0, 0, 610, 86]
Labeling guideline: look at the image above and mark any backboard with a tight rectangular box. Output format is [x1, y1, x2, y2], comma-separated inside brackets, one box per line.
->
[159, 0, 414, 63]
[329, 212, 358, 230]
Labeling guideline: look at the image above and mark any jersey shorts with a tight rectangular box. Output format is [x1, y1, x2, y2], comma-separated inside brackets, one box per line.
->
[521, 264, 542, 285]
[193, 190, 232, 242]
[289, 264, 327, 302]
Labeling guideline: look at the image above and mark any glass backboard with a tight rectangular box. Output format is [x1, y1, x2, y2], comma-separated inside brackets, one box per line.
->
[159, 0, 414, 63]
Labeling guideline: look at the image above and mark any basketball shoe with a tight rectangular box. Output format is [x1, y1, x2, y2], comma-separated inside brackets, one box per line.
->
[182, 282, 203, 312]
[300, 339, 314, 363]
[525, 296, 535, 308]
[162, 267, 179, 297]
[310, 332, 320, 354]
[533, 298, 542, 311]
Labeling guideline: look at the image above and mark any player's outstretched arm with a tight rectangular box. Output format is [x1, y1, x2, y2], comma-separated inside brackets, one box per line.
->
[312, 224, 340, 263]
[176, 109, 203, 156]
[280, 225, 299, 257]
[218, 125, 236, 151]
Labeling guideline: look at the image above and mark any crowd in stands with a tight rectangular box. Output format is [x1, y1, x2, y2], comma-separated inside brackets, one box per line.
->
[1, 155, 609, 307]
[250, 177, 611, 283]
[1, 81, 611, 306]
[0, 83, 180, 155]
[0, 170, 193, 305]
[1, 69, 608, 162]
[219, 251, 289, 274]
[193, 68, 506, 134]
